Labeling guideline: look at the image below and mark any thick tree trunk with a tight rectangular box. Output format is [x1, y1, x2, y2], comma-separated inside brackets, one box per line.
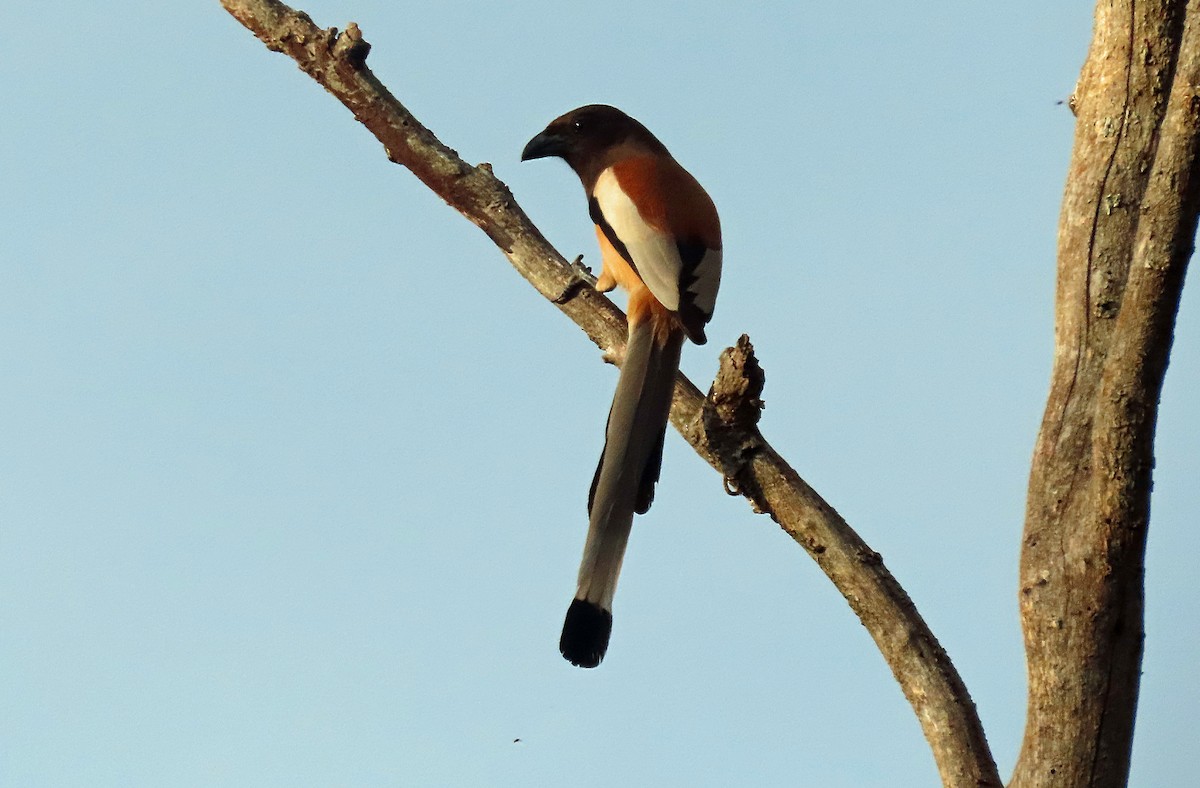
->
[1014, 1, 1196, 785]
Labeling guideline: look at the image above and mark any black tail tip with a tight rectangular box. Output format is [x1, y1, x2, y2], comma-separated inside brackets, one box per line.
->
[560, 598, 612, 668]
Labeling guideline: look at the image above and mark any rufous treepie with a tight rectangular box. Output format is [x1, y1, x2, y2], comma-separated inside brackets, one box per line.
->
[522, 105, 722, 668]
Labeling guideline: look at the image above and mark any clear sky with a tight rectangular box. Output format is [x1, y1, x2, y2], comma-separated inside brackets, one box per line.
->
[2, 2, 1196, 786]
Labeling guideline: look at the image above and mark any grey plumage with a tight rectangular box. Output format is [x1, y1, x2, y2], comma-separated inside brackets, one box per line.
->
[560, 321, 683, 667]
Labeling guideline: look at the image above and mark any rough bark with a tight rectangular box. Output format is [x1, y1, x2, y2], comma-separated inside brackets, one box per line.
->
[1014, 1, 1196, 786]
[219, 1, 1000, 784]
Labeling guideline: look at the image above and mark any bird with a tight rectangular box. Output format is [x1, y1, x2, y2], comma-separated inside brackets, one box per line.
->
[521, 105, 722, 667]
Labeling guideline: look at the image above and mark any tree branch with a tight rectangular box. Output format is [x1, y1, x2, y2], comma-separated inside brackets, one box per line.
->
[219, 2, 1000, 784]
[1016, 1, 1195, 785]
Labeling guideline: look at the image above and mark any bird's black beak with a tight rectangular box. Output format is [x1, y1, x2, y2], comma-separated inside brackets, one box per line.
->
[521, 129, 567, 161]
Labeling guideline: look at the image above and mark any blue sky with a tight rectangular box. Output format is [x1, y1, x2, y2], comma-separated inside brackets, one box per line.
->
[2, 2, 1196, 786]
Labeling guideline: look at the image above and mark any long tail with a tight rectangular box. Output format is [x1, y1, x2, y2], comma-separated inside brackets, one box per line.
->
[559, 319, 684, 668]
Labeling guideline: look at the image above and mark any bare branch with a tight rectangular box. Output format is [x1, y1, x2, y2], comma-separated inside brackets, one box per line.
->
[1016, 1, 1196, 785]
[219, 2, 1000, 784]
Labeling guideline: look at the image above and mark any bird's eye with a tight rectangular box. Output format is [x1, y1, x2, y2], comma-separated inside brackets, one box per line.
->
[572, 119, 585, 131]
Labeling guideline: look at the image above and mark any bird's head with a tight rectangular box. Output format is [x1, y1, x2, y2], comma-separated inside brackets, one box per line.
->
[521, 104, 667, 182]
